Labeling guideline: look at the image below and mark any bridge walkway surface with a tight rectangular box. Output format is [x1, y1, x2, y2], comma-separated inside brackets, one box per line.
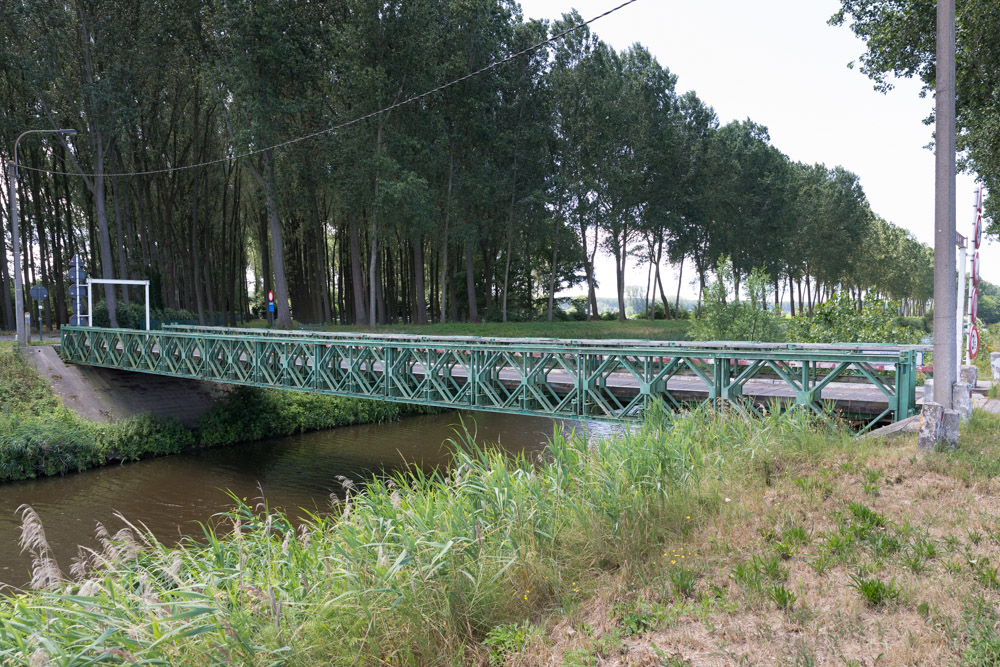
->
[59, 325, 930, 432]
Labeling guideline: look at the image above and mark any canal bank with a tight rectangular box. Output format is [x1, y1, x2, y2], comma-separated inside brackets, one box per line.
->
[0, 343, 439, 484]
[0, 410, 578, 588]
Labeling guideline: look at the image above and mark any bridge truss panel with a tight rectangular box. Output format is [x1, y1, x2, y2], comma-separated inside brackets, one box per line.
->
[59, 326, 921, 431]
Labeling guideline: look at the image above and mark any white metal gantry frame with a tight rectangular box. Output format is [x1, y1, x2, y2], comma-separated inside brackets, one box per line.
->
[86, 279, 151, 330]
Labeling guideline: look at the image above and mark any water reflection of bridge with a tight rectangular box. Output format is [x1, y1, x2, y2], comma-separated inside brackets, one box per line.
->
[60, 325, 926, 432]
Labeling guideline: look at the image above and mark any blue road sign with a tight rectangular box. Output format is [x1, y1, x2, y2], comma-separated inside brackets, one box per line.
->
[68, 267, 87, 284]
[268, 302, 275, 313]
[29, 285, 48, 301]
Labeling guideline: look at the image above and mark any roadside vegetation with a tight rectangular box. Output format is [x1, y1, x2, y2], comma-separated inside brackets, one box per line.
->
[247, 317, 696, 341]
[3, 402, 1000, 663]
[0, 343, 432, 484]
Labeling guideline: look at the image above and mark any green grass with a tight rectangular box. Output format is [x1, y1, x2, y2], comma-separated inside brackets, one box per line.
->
[972, 323, 998, 383]
[241, 317, 694, 341]
[0, 405, 827, 664]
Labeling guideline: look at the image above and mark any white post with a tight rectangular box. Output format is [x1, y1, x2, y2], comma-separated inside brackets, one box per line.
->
[87, 280, 93, 327]
[956, 240, 966, 377]
[145, 283, 150, 330]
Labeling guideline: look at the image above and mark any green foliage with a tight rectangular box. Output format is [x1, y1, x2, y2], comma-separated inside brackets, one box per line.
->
[91, 301, 198, 329]
[832, 0, 1000, 238]
[691, 258, 787, 342]
[963, 599, 1000, 666]
[767, 583, 797, 610]
[849, 574, 900, 608]
[0, 344, 59, 414]
[792, 292, 922, 344]
[0, 409, 100, 480]
[669, 568, 698, 599]
[197, 387, 436, 447]
[484, 620, 538, 666]
[96, 414, 194, 461]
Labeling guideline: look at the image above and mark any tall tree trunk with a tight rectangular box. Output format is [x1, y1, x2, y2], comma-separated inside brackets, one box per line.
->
[440, 153, 453, 323]
[788, 274, 796, 316]
[465, 238, 478, 323]
[189, 89, 205, 323]
[614, 248, 626, 322]
[547, 217, 560, 323]
[258, 205, 271, 316]
[501, 226, 512, 323]
[0, 217, 13, 329]
[674, 260, 684, 318]
[349, 214, 367, 324]
[412, 235, 428, 324]
[247, 150, 291, 327]
[367, 122, 387, 327]
[577, 211, 598, 320]
[110, 152, 130, 306]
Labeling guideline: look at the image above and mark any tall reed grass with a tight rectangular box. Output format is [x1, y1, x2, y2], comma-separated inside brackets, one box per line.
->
[0, 405, 838, 665]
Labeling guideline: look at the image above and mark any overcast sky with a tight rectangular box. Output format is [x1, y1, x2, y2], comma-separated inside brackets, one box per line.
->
[519, 0, 994, 299]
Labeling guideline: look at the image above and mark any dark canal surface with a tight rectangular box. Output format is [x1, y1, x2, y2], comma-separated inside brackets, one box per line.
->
[0, 412, 607, 589]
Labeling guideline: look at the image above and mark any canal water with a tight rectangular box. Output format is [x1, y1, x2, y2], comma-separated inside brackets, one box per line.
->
[0, 412, 604, 589]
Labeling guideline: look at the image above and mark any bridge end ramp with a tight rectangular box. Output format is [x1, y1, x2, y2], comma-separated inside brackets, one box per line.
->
[24, 345, 227, 428]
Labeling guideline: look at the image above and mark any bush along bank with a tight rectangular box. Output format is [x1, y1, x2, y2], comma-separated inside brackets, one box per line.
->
[0, 345, 438, 484]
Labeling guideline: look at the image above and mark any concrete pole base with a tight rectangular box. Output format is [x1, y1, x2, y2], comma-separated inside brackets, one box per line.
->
[918, 401, 960, 451]
[953, 381, 973, 422]
[960, 365, 978, 390]
[992, 353, 1000, 384]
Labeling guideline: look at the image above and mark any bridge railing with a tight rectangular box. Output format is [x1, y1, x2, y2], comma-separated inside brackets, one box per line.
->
[60, 325, 923, 430]
[160, 323, 928, 354]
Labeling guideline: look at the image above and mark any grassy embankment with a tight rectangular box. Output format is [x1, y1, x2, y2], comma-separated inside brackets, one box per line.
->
[243, 318, 695, 341]
[0, 343, 434, 484]
[4, 401, 1000, 664]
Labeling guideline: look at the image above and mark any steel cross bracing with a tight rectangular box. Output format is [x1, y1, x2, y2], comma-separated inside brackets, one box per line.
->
[59, 325, 924, 431]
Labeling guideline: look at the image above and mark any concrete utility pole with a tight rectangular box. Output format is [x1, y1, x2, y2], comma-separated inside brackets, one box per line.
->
[919, 0, 962, 450]
[932, 0, 957, 410]
[8, 128, 76, 346]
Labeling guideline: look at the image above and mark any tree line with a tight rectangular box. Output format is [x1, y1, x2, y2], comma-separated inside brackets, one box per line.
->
[0, 0, 935, 332]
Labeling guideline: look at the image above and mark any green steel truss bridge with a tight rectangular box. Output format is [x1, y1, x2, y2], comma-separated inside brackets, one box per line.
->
[59, 325, 926, 431]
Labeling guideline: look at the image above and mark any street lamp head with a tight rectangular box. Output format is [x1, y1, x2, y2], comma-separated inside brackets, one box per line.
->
[60, 129, 77, 136]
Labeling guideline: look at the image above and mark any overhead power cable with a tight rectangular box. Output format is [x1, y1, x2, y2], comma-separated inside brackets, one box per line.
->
[17, 0, 640, 178]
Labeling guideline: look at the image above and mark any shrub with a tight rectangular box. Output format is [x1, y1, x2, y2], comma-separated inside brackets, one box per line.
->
[0, 410, 99, 480]
[96, 414, 194, 461]
[691, 258, 786, 342]
[792, 292, 922, 344]
[197, 386, 435, 446]
[91, 302, 197, 329]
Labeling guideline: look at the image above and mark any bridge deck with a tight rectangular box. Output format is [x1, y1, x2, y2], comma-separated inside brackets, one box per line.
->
[59, 326, 927, 431]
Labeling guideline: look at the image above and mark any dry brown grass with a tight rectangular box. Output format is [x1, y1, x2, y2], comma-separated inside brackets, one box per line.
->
[509, 411, 1000, 666]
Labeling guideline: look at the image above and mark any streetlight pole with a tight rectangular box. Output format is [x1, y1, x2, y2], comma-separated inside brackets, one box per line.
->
[8, 128, 76, 346]
[933, 0, 957, 410]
